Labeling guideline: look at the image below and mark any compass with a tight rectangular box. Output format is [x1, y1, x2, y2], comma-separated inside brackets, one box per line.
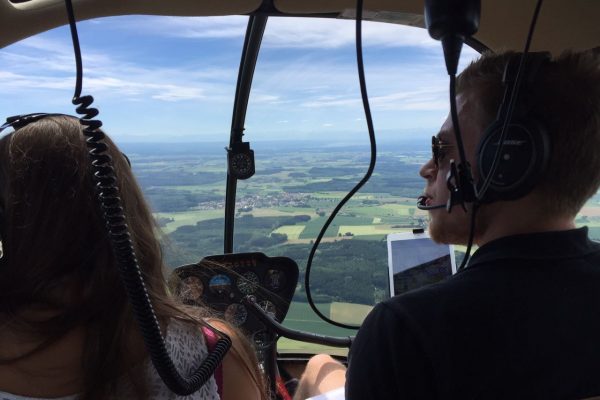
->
[227, 141, 255, 180]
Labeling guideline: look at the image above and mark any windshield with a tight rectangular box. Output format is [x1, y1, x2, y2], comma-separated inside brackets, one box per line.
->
[0, 14, 487, 355]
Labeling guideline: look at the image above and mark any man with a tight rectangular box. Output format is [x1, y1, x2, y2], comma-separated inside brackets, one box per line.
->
[342, 49, 600, 399]
[295, 49, 600, 400]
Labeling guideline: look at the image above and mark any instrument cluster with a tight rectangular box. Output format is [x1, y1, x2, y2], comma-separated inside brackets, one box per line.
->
[170, 252, 298, 340]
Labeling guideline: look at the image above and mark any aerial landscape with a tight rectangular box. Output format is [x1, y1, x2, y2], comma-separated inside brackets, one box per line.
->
[120, 139, 600, 347]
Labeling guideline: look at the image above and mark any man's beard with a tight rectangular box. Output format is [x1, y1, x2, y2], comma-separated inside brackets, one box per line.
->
[428, 205, 487, 245]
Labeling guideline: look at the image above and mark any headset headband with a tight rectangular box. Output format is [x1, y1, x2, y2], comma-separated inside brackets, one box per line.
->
[0, 113, 131, 167]
[496, 52, 551, 121]
[0, 113, 70, 134]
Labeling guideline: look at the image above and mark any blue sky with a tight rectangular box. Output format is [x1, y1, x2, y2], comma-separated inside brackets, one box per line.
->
[0, 15, 479, 142]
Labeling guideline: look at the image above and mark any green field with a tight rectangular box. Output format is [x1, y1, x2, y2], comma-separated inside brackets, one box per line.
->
[299, 216, 375, 239]
[273, 225, 306, 240]
[279, 301, 366, 355]
[338, 224, 396, 236]
[155, 210, 224, 234]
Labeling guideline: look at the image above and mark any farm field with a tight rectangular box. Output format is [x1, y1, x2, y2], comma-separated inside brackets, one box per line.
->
[155, 210, 224, 234]
[278, 301, 363, 355]
[127, 140, 600, 354]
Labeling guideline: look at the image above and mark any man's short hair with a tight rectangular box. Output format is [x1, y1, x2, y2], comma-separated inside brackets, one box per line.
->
[457, 49, 600, 216]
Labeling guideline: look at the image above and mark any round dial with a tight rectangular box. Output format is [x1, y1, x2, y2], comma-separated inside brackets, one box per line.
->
[224, 303, 248, 326]
[209, 274, 232, 297]
[259, 300, 277, 320]
[179, 276, 203, 301]
[237, 271, 259, 295]
[231, 153, 253, 176]
[253, 330, 274, 349]
[264, 269, 286, 291]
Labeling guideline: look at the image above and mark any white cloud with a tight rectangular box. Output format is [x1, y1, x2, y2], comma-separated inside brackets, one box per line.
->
[107, 15, 439, 50]
[298, 87, 448, 112]
[245, 55, 452, 113]
[302, 96, 360, 108]
[152, 86, 205, 101]
[0, 14, 482, 140]
[264, 18, 438, 49]
[0, 35, 237, 104]
[251, 93, 280, 103]
[112, 16, 249, 40]
[369, 87, 448, 111]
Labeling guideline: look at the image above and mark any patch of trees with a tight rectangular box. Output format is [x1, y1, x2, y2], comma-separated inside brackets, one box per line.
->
[269, 240, 389, 305]
[247, 233, 288, 248]
[283, 175, 423, 198]
[362, 199, 380, 205]
[292, 215, 311, 222]
[308, 167, 364, 177]
[260, 167, 284, 175]
[163, 218, 389, 305]
[165, 215, 302, 266]
[145, 188, 222, 212]
[136, 171, 223, 188]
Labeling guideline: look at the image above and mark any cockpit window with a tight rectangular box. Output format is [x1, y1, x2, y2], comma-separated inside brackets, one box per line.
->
[1, 14, 494, 355]
[241, 17, 479, 352]
[0, 15, 247, 267]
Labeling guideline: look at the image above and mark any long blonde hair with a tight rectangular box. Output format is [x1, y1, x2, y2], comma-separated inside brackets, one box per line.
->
[0, 115, 267, 399]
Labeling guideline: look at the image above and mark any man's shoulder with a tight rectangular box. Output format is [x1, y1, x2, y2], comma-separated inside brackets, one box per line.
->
[375, 262, 516, 335]
[383, 269, 477, 311]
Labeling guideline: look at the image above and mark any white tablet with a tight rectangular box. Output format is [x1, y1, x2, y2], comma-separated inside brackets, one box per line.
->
[387, 231, 456, 297]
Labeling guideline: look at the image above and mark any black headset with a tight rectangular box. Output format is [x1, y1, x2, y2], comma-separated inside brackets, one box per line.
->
[0, 113, 63, 133]
[0, 113, 132, 166]
[476, 52, 551, 203]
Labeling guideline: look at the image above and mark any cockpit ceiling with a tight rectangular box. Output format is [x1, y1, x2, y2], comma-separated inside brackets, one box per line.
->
[1, 0, 598, 54]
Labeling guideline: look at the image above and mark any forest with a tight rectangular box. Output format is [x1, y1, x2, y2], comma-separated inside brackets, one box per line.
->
[123, 141, 600, 309]
[163, 214, 389, 306]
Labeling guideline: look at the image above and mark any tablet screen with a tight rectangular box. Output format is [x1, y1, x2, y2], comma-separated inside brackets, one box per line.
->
[387, 232, 456, 297]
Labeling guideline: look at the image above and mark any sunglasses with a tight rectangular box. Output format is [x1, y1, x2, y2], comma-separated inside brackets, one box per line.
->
[431, 135, 454, 166]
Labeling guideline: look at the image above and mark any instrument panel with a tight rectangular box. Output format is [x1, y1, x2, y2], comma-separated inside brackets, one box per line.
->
[170, 252, 299, 340]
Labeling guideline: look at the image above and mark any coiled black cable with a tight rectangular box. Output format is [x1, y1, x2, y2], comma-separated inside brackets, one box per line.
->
[64, 0, 231, 395]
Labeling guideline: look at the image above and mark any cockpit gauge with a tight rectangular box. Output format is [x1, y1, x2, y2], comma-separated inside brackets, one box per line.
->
[179, 276, 204, 301]
[209, 274, 232, 297]
[259, 300, 277, 320]
[264, 269, 286, 291]
[227, 142, 255, 180]
[224, 303, 248, 327]
[237, 271, 259, 295]
[172, 252, 298, 338]
[252, 329, 276, 350]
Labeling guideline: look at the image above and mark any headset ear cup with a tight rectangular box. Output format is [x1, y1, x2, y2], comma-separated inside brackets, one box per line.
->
[477, 118, 550, 202]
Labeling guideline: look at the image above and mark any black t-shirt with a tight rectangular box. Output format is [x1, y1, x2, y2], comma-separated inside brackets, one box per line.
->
[346, 228, 600, 399]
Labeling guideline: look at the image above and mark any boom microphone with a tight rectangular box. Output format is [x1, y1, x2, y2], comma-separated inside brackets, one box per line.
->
[417, 196, 446, 210]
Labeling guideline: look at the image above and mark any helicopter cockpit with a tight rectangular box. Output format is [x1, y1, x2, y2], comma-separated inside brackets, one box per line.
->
[0, 0, 598, 399]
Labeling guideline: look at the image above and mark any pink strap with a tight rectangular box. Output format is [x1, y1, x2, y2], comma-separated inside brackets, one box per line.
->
[202, 326, 224, 399]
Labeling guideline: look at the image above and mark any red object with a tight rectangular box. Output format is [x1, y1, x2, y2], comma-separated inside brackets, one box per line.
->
[202, 326, 224, 399]
[276, 375, 293, 400]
